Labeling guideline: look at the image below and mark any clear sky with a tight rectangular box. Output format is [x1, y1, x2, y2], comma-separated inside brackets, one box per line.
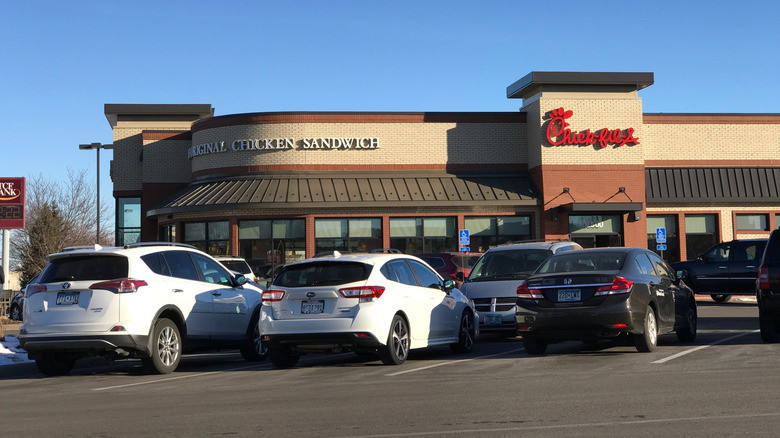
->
[2, 0, 779, 234]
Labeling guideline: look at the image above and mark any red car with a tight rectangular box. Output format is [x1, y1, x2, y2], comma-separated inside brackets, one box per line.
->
[418, 252, 482, 288]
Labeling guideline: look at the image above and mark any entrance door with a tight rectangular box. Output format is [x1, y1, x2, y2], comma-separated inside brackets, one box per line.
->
[571, 233, 622, 249]
[569, 215, 623, 248]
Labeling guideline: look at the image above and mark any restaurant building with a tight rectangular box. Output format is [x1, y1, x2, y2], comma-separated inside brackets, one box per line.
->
[105, 71, 780, 273]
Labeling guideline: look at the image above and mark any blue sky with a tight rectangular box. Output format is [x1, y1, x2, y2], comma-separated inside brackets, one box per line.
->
[2, 0, 779, 234]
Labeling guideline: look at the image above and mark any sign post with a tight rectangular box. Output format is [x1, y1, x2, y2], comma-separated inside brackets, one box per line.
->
[0, 177, 26, 292]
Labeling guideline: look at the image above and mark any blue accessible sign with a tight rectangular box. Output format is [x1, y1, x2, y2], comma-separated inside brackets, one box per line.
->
[459, 229, 470, 246]
[656, 227, 666, 244]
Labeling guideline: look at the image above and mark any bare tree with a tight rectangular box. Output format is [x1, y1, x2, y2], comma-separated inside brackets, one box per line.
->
[11, 169, 113, 284]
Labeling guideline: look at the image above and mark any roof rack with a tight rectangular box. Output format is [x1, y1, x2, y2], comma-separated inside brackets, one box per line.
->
[61, 244, 106, 252]
[369, 248, 402, 254]
[124, 242, 196, 250]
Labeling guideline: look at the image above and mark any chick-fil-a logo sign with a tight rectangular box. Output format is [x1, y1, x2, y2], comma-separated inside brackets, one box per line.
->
[546, 107, 639, 148]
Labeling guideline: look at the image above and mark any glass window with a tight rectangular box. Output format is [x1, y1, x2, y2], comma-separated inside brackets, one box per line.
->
[238, 219, 306, 284]
[314, 218, 382, 254]
[703, 242, 730, 263]
[184, 221, 229, 255]
[388, 260, 417, 286]
[408, 259, 443, 289]
[162, 251, 199, 281]
[736, 214, 769, 231]
[141, 252, 171, 276]
[192, 253, 232, 285]
[684, 214, 718, 260]
[389, 217, 456, 254]
[274, 261, 370, 287]
[635, 253, 656, 276]
[646, 215, 680, 263]
[159, 224, 176, 242]
[116, 197, 141, 246]
[463, 216, 531, 252]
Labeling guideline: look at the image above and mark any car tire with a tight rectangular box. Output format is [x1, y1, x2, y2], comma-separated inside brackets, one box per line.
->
[35, 353, 77, 376]
[676, 300, 697, 342]
[143, 318, 181, 374]
[759, 306, 779, 343]
[9, 304, 21, 321]
[269, 347, 299, 368]
[380, 315, 410, 365]
[240, 311, 267, 361]
[711, 294, 732, 303]
[634, 306, 658, 352]
[450, 310, 476, 354]
[522, 337, 548, 355]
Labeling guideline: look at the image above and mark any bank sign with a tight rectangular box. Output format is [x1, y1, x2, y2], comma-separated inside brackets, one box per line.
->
[546, 107, 639, 148]
[0, 177, 25, 229]
[188, 137, 380, 159]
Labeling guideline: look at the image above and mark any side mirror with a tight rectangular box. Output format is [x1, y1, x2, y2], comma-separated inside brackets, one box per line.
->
[676, 270, 688, 281]
[234, 274, 247, 286]
[455, 272, 465, 282]
[443, 279, 455, 292]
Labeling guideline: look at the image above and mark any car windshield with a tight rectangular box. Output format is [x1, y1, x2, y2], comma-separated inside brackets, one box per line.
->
[273, 261, 371, 287]
[537, 252, 626, 274]
[40, 255, 129, 282]
[468, 249, 552, 281]
[453, 255, 480, 269]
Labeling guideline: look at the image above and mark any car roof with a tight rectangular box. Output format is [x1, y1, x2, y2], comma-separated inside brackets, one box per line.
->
[47, 242, 200, 260]
[484, 241, 579, 253]
[288, 251, 421, 267]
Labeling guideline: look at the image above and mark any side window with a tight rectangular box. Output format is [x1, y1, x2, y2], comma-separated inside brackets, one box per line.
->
[408, 259, 444, 289]
[380, 263, 399, 282]
[193, 254, 233, 285]
[647, 252, 674, 281]
[141, 252, 171, 276]
[733, 242, 762, 263]
[704, 243, 730, 263]
[162, 251, 200, 281]
[389, 260, 417, 286]
[635, 253, 656, 276]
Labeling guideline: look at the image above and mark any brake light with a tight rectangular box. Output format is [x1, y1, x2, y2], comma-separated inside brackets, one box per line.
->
[89, 280, 148, 293]
[339, 286, 385, 302]
[594, 276, 634, 296]
[517, 281, 544, 299]
[26, 284, 47, 297]
[262, 290, 285, 302]
[758, 265, 770, 290]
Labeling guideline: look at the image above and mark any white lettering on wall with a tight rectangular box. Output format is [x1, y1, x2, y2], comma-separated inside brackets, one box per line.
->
[188, 137, 380, 159]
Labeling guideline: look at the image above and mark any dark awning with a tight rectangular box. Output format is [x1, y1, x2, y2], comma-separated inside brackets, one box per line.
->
[557, 202, 643, 213]
[148, 172, 540, 217]
[646, 167, 780, 204]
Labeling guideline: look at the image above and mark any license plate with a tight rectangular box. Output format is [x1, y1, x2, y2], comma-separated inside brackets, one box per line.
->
[301, 300, 324, 314]
[482, 313, 502, 325]
[56, 292, 80, 305]
[558, 289, 581, 302]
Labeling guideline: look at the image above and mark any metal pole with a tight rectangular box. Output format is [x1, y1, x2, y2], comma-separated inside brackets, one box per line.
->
[96, 146, 100, 244]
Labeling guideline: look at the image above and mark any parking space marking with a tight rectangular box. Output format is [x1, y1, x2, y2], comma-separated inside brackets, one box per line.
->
[92, 363, 266, 391]
[652, 330, 759, 364]
[385, 348, 524, 377]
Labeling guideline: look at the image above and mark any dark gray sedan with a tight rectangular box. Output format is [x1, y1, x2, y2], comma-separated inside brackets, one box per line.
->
[515, 247, 697, 354]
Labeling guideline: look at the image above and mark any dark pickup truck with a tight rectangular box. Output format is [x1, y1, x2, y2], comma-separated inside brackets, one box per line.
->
[672, 239, 767, 302]
[757, 229, 780, 342]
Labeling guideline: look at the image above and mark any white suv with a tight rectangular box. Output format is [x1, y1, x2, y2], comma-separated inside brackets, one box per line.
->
[19, 243, 266, 376]
[260, 251, 478, 368]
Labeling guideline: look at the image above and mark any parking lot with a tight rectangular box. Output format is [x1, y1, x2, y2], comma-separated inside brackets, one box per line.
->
[2, 296, 779, 437]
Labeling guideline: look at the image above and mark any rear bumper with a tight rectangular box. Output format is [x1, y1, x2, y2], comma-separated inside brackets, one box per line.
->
[515, 297, 643, 341]
[758, 289, 780, 318]
[262, 332, 383, 353]
[19, 333, 148, 359]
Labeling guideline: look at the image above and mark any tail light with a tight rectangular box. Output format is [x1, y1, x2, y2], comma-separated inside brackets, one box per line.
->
[758, 265, 770, 290]
[339, 286, 385, 302]
[594, 276, 634, 296]
[517, 281, 544, 299]
[262, 290, 285, 302]
[26, 284, 47, 297]
[90, 280, 148, 293]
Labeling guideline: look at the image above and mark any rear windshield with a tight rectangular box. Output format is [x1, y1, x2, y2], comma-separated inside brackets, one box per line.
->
[453, 255, 480, 269]
[273, 261, 370, 287]
[419, 257, 446, 269]
[219, 260, 252, 274]
[40, 255, 129, 282]
[469, 249, 552, 281]
[537, 252, 626, 274]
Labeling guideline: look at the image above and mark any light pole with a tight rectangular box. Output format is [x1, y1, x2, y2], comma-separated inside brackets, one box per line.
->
[79, 142, 113, 244]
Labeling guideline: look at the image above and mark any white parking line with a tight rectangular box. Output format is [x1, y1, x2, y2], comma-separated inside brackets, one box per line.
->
[92, 363, 266, 391]
[652, 330, 759, 364]
[385, 348, 525, 377]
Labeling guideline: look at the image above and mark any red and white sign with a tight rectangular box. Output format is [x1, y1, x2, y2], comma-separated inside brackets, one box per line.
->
[546, 107, 639, 148]
[0, 177, 25, 229]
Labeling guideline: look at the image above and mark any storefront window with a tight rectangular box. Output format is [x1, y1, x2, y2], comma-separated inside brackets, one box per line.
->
[389, 217, 456, 254]
[569, 215, 622, 248]
[184, 221, 229, 255]
[314, 218, 382, 254]
[736, 213, 769, 231]
[684, 214, 718, 259]
[159, 224, 175, 242]
[116, 197, 141, 246]
[464, 216, 531, 252]
[239, 219, 306, 280]
[647, 215, 680, 263]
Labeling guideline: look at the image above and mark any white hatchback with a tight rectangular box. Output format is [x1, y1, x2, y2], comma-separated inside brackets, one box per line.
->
[19, 243, 266, 376]
[260, 251, 478, 367]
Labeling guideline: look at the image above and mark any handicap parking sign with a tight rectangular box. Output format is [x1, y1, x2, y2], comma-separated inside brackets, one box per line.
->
[656, 227, 666, 244]
[459, 229, 470, 246]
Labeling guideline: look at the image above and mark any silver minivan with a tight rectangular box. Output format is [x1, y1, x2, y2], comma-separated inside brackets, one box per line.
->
[459, 241, 582, 334]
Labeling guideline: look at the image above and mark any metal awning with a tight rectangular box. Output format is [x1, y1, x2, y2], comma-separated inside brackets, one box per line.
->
[148, 172, 540, 217]
[557, 202, 644, 213]
[646, 167, 780, 204]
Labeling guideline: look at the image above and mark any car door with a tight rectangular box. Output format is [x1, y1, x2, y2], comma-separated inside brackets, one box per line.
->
[647, 252, 677, 329]
[728, 241, 766, 293]
[159, 251, 213, 339]
[386, 259, 439, 341]
[191, 253, 250, 339]
[406, 259, 458, 340]
[694, 242, 732, 293]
